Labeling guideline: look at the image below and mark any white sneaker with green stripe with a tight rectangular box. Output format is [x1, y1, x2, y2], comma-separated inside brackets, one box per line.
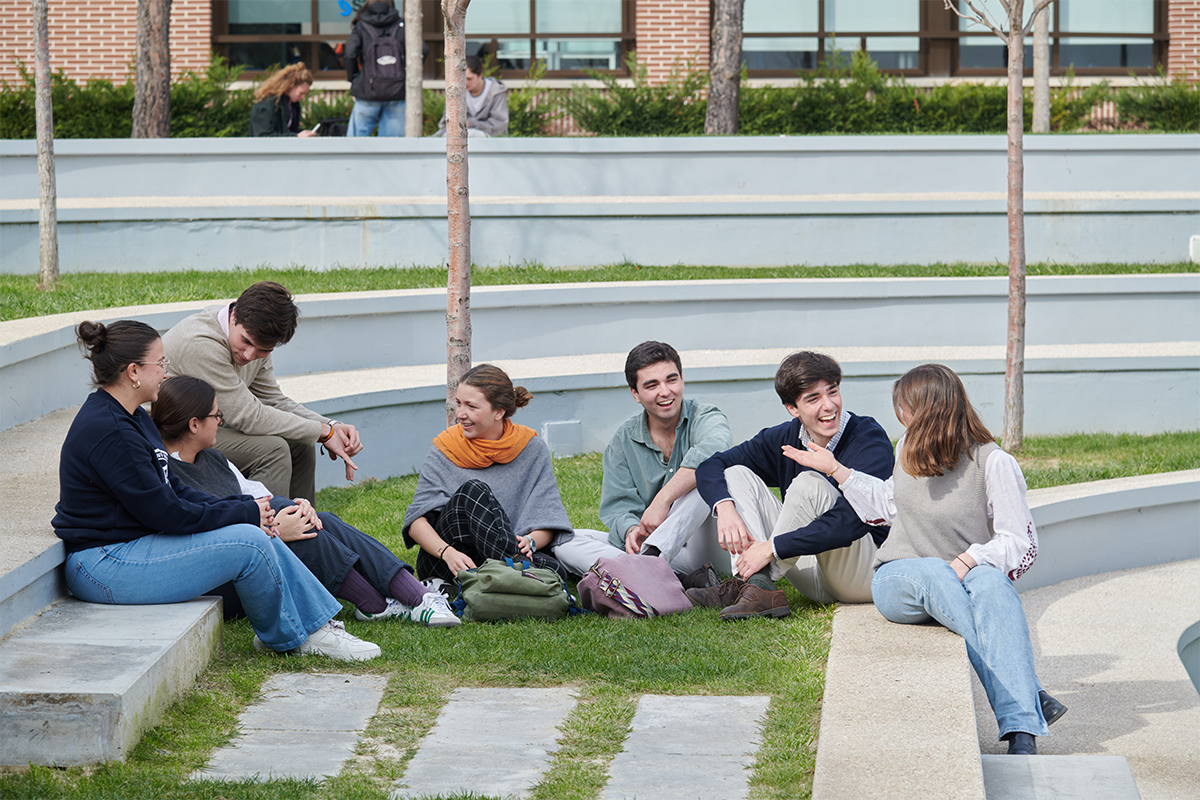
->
[356, 594, 460, 627]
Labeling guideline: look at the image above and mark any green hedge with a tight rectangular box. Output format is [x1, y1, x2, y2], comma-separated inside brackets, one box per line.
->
[2, 52, 1195, 139]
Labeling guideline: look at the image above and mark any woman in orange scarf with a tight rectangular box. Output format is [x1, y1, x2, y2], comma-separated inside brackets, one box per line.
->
[402, 365, 574, 586]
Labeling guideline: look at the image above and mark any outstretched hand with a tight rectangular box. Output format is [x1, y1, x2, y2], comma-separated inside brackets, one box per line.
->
[322, 426, 360, 482]
[781, 442, 838, 476]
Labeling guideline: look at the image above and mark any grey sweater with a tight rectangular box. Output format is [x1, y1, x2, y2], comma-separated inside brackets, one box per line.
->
[402, 437, 572, 547]
[162, 304, 327, 443]
[874, 441, 999, 569]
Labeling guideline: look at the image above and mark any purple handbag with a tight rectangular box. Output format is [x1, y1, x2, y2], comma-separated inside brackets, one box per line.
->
[577, 554, 694, 618]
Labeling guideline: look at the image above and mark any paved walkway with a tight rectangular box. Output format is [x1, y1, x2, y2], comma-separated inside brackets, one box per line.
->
[975, 558, 1200, 800]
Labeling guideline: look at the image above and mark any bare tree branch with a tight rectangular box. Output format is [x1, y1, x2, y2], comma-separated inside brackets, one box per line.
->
[944, 0, 1007, 42]
[1022, 0, 1056, 37]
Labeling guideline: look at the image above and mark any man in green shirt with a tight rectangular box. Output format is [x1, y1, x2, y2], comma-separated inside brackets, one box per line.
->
[555, 341, 732, 580]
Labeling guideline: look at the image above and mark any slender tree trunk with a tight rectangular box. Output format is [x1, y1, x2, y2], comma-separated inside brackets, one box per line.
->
[1032, 5, 1050, 133]
[405, 0, 423, 137]
[442, 0, 472, 427]
[132, 0, 172, 138]
[705, 0, 744, 135]
[1003, 5, 1027, 452]
[32, 0, 58, 290]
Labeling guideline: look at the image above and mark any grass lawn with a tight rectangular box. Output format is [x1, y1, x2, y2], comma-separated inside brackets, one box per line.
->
[2, 432, 1195, 800]
[2, 261, 1196, 322]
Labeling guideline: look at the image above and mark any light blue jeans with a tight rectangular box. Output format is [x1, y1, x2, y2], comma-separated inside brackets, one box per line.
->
[872, 558, 1048, 740]
[64, 524, 343, 652]
[348, 99, 406, 137]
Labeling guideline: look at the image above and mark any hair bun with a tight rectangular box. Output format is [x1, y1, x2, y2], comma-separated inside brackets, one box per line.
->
[513, 386, 533, 409]
[76, 320, 107, 351]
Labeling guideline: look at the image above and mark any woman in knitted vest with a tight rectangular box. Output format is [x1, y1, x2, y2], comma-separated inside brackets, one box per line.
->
[403, 364, 573, 587]
[152, 376, 459, 628]
[781, 364, 1066, 756]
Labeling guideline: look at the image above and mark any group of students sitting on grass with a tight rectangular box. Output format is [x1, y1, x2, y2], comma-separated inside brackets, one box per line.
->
[52, 282, 1065, 756]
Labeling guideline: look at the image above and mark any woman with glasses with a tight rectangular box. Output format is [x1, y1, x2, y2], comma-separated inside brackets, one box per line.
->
[152, 375, 458, 627]
[53, 320, 382, 660]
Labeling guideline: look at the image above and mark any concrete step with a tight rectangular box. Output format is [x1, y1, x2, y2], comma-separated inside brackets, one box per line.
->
[0, 596, 222, 767]
[812, 604, 986, 800]
[982, 754, 1142, 800]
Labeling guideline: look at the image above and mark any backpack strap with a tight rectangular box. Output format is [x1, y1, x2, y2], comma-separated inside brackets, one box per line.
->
[588, 565, 657, 618]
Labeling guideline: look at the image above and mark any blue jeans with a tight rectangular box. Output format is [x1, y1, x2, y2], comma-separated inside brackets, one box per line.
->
[348, 99, 406, 137]
[872, 558, 1047, 740]
[65, 525, 343, 652]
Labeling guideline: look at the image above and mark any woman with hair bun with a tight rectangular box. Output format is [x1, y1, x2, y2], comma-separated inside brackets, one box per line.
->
[53, 320, 381, 661]
[782, 363, 1067, 755]
[403, 364, 573, 586]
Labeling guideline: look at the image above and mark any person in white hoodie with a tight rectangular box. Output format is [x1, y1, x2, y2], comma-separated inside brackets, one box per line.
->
[437, 55, 509, 137]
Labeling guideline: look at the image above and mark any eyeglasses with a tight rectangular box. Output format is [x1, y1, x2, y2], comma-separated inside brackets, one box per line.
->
[200, 411, 224, 425]
[141, 357, 170, 369]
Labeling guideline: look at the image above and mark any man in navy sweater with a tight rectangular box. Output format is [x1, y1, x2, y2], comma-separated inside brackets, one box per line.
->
[694, 351, 894, 619]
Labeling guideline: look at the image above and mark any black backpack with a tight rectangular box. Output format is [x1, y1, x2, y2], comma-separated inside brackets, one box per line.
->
[359, 21, 405, 101]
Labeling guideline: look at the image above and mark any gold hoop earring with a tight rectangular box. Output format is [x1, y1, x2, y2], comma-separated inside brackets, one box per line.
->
[134, 380, 141, 389]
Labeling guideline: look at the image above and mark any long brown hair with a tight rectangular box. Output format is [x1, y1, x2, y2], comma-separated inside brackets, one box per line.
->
[254, 63, 314, 102]
[892, 364, 994, 478]
[461, 364, 531, 419]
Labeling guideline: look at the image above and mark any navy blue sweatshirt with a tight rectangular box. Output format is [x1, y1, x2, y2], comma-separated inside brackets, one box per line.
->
[52, 390, 259, 553]
[695, 412, 894, 560]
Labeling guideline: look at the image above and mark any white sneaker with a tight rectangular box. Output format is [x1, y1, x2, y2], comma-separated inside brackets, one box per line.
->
[422, 577, 452, 600]
[355, 597, 408, 622]
[297, 620, 381, 661]
[410, 593, 461, 627]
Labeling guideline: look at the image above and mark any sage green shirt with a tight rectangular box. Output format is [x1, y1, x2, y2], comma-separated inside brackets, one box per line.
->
[599, 398, 731, 548]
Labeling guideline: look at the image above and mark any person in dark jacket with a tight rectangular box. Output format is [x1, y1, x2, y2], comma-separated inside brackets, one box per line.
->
[691, 351, 895, 620]
[249, 63, 316, 137]
[345, 0, 407, 136]
[53, 319, 380, 661]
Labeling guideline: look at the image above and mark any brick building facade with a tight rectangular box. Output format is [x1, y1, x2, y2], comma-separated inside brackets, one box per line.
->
[0, 1, 1195, 87]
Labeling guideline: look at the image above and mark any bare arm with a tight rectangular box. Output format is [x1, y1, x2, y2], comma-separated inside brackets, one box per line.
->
[408, 515, 476, 575]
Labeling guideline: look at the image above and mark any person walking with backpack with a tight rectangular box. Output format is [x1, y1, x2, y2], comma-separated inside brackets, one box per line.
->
[345, 0, 408, 137]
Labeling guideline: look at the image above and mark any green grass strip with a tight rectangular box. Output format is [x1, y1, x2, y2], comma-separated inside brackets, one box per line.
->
[2, 261, 1194, 322]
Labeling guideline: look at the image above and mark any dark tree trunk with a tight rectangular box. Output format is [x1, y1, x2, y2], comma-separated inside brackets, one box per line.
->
[32, 0, 58, 289]
[442, 0, 472, 426]
[705, 0, 745, 135]
[132, 0, 172, 138]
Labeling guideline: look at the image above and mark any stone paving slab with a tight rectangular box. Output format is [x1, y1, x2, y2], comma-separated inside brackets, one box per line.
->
[391, 686, 578, 800]
[981, 755, 1142, 800]
[601, 694, 771, 800]
[192, 673, 387, 782]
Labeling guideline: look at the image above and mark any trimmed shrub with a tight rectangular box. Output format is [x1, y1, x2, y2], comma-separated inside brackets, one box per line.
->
[1114, 69, 1200, 132]
[562, 52, 707, 136]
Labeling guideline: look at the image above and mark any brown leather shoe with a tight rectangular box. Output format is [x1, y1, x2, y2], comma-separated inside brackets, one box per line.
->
[719, 584, 791, 620]
[686, 577, 743, 608]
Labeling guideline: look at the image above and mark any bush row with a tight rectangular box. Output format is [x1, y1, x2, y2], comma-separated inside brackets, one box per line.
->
[2, 52, 1195, 139]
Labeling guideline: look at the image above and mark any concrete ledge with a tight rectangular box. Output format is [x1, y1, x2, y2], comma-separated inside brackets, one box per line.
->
[0, 596, 223, 767]
[813, 604, 985, 800]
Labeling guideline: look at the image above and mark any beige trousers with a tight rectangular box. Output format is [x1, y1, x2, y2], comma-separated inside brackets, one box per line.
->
[723, 465, 877, 604]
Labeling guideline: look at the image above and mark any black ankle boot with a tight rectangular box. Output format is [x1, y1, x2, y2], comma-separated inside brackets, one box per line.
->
[1039, 690, 1068, 726]
[1005, 732, 1037, 755]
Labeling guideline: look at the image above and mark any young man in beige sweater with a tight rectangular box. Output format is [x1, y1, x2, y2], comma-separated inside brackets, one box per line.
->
[162, 282, 362, 500]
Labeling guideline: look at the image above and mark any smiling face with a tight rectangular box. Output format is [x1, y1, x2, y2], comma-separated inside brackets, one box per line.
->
[785, 379, 843, 448]
[227, 310, 276, 366]
[631, 360, 684, 427]
[455, 382, 506, 441]
[134, 338, 170, 404]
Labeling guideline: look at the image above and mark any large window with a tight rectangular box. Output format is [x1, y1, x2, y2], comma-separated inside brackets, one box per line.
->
[457, 0, 632, 76]
[958, 0, 1161, 73]
[741, 0, 1167, 78]
[743, 0, 925, 77]
[212, 0, 633, 79]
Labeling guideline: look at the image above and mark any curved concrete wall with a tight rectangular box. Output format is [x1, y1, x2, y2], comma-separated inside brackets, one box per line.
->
[3, 276, 1197, 441]
[1, 135, 1197, 270]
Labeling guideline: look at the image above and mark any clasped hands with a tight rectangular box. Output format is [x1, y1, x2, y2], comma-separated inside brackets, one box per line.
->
[255, 495, 322, 541]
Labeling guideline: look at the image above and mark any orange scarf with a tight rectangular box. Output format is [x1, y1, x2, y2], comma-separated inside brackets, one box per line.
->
[433, 419, 537, 469]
